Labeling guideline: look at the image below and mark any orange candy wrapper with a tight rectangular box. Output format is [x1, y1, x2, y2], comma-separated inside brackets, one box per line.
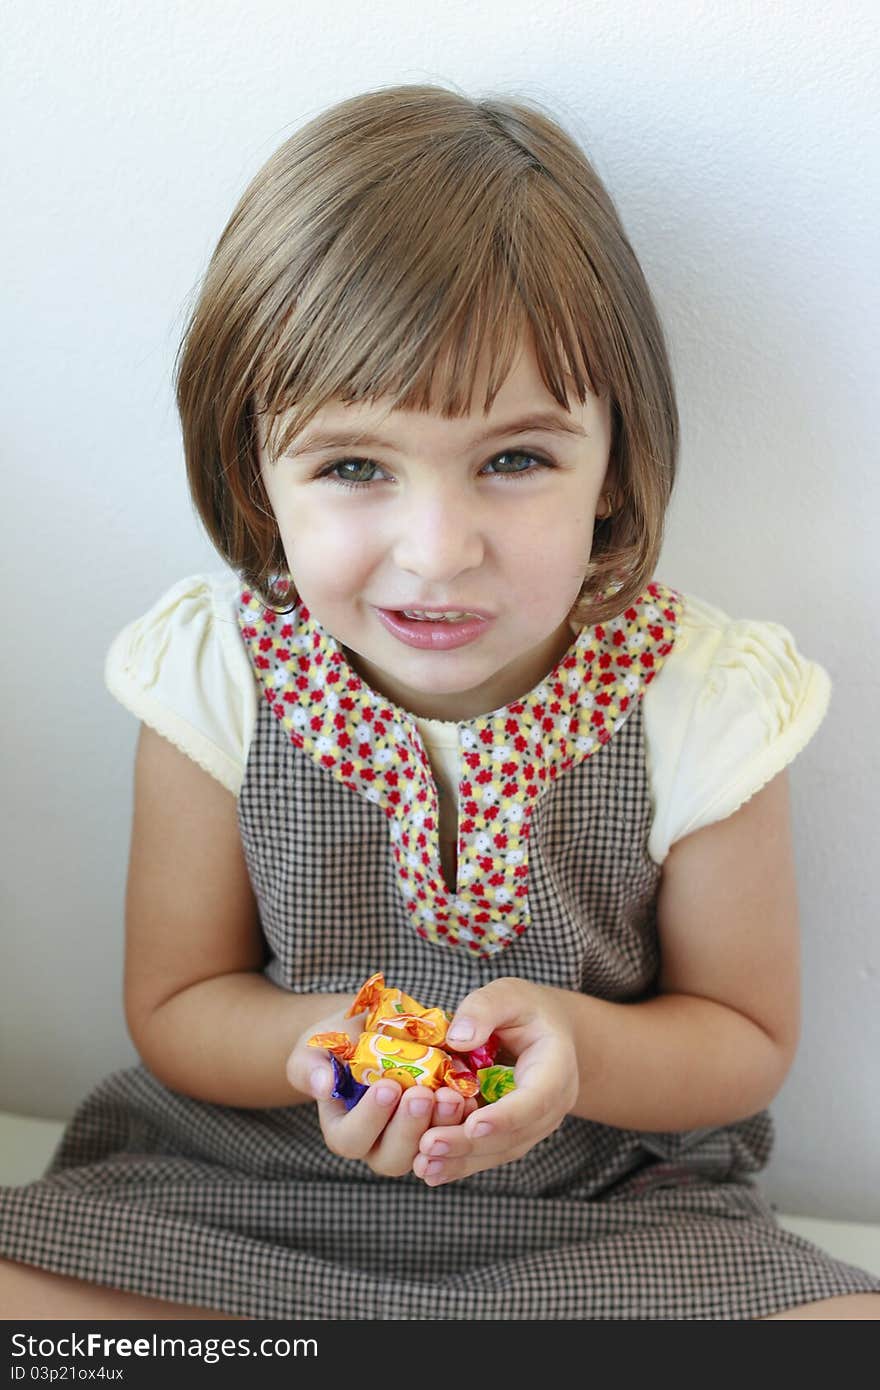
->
[346, 971, 452, 1047]
[309, 1030, 479, 1097]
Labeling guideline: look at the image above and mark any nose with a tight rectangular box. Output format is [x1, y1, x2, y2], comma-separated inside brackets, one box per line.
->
[392, 484, 485, 584]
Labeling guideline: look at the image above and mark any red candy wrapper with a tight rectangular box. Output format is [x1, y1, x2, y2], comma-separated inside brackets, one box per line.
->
[465, 1032, 500, 1072]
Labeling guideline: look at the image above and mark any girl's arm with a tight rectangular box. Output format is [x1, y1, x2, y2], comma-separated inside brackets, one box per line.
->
[123, 724, 345, 1108]
[561, 764, 801, 1129]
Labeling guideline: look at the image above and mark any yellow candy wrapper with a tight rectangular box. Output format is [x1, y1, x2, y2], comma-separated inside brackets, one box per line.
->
[308, 1030, 479, 1098]
[347, 970, 452, 1047]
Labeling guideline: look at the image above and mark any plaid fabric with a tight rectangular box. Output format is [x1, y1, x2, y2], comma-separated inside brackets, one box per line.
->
[2, 692, 878, 1318]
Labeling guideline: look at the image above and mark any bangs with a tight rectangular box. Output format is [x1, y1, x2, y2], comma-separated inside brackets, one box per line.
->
[253, 162, 609, 462]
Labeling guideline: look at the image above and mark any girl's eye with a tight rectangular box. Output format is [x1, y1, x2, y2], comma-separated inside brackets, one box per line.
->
[323, 450, 550, 489]
[483, 455, 544, 483]
[321, 458, 378, 486]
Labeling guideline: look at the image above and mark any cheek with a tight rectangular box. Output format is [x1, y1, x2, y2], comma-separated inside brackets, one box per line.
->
[505, 508, 592, 572]
[277, 503, 377, 590]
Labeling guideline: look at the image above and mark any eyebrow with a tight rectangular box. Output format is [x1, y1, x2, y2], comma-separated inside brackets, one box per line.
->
[284, 410, 589, 457]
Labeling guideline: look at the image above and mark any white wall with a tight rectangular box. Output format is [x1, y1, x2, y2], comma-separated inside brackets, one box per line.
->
[2, 0, 877, 1219]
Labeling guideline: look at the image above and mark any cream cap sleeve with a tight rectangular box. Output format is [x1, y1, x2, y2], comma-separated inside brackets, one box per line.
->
[643, 592, 832, 864]
[104, 571, 257, 795]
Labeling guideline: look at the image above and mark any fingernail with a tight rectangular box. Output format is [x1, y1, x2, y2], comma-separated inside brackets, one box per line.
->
[436, 1101, 458, 1121]
[375, 1083, 398, 1107]
[310, 1067, 331, 1098]
[408, 1098, 430, 1118]
[471, 1121, 492, 1139]
[425, 1159, 444, 1176]
[429, 1140, 450, 1155]
[447, 1018, 474, 1043]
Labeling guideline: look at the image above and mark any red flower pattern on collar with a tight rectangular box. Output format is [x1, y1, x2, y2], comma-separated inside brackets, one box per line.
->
[237, 582, 683, 957]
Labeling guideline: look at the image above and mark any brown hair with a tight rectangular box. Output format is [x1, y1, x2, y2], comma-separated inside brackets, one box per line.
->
[175, 83, 678, 624]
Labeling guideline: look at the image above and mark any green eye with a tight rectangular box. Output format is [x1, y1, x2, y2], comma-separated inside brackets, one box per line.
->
[326, 458, 375, 486]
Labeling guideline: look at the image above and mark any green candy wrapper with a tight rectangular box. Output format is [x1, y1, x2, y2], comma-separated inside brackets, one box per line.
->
[477, 1064, 516, 1103]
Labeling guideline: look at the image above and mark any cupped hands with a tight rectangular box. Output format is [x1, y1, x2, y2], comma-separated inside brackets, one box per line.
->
[412, 977, 579, 1186]
[285, 1001, 477, 1178]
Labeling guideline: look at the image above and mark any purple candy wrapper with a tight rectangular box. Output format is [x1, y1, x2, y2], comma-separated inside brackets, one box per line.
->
[330, 1054, 368, 1110]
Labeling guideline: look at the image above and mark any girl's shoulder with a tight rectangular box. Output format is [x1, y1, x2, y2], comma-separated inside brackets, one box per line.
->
[644, 586, 833, 864]
[104, 571, 255, 795]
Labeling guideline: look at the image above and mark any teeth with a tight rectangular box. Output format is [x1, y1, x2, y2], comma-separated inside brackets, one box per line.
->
[402, 610, 473, 622]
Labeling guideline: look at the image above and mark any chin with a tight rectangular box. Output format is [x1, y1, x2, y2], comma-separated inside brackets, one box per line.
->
[393, 664, 488, 696]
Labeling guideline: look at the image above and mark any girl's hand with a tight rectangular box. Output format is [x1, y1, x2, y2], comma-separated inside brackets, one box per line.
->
[285, 1004, 476, 1177]
[412, 977, 578, 1187]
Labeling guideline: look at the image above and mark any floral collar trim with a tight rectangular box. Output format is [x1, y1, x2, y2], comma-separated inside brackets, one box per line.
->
[237, 582, 683, 957]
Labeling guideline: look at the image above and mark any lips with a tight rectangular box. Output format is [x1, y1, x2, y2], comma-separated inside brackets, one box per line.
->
[373, 606, 492, 651]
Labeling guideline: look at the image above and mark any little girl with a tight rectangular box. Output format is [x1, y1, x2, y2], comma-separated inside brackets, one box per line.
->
[2, 83, 878, 1321]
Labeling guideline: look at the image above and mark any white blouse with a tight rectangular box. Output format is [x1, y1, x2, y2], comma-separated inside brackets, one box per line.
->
[104, 571, 832, 865]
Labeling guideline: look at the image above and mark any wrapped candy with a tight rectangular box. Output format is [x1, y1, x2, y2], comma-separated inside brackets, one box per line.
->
[477, 1064, 517, 1103]
[347, 973, 501, 1074]
[347, 971, 452, 1047]
[329, 1054, 368, 1111]
[307, 973, 515, 1106]
[309, 1030, 479, 1098]
[466, 1033, 501, 1072]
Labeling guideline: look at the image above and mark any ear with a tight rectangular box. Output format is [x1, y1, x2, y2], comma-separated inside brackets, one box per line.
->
[598, 445, 618, 493]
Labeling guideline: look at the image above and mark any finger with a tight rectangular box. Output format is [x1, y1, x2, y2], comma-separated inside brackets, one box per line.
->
[410, 1088, 470, 1162]
[444, 977, 530, 1053]
[413, 1088, 540, 1184]
[418, 1085, 476, 1142]
[414, 1101, 514, 1178]
[417, 1122, 473, 1162]
[367, 1086, 437, 1176]
[286, 1043, 331, 1100]
[414, 1131, 531, 1186]
[431, 1087, 468, 1127]
[410, 1085, 482, 1181]
[457, 1082, 557, 1153]
[284, 1002, 362, 1099]
[319, 1079, 402, 1159]
[419, 1070, 563, 1167]
[418, 1106, 520, 1164]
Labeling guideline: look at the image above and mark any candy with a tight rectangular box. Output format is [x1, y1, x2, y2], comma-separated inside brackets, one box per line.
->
[329, 1054, 368, 1111]
[309, 1030, 479, 1097]
[466, 1032, 501, 1072]
[347, 971, 452, 1047]
[307, 974, 517, 1107]
[477, 1064, 517, 1103]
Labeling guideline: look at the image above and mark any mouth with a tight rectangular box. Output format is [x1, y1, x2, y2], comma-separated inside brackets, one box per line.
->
[373, 607, 492, 651]
[398, 609, 481, 623]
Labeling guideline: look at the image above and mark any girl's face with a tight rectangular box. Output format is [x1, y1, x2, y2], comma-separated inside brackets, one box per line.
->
[259, 335, 614, 720]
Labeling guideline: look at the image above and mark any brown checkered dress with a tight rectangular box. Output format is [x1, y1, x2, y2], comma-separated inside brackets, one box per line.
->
[1, 582, 877, 1319]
